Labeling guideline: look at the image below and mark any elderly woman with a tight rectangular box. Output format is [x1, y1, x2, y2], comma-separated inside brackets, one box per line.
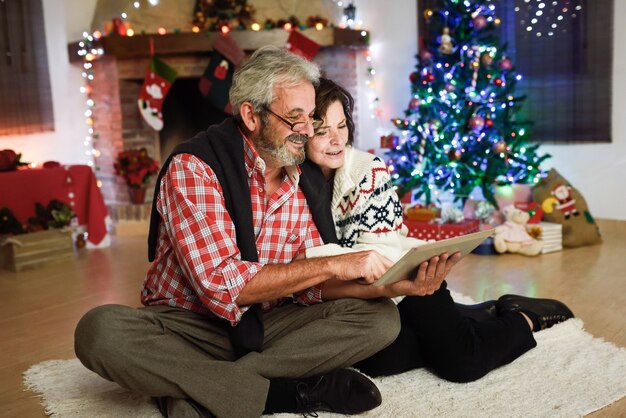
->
[304, 78, 574, 381]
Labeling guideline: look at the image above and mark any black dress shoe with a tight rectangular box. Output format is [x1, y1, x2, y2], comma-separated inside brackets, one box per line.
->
[295, 368, 382, 415]
[496, 294, 574, 331]
[455, 300, 497, 321]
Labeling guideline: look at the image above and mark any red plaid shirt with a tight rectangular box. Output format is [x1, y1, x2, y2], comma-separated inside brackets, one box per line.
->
[142, 136, 323, 325]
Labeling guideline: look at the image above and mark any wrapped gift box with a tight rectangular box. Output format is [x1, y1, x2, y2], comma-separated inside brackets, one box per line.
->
[380, 134, 399, 148]
[527, 221, 562, 254]
[404, 219, 480, 241]
[0, 229, 74, 272]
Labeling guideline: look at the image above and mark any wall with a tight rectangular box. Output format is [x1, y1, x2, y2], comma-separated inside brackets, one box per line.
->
[1, 0, 623, 220]
[0, 0, 97, 166]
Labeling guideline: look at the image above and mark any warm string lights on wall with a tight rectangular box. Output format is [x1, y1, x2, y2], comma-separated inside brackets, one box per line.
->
[363, 46, 382, 128]
[76, 32, 104, 169]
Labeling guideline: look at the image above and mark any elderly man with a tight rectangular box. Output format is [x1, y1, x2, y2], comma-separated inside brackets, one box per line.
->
[74, 46, 457, 418]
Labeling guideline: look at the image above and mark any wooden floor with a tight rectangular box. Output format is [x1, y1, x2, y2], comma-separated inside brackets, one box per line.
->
[0, 219, 624, 417]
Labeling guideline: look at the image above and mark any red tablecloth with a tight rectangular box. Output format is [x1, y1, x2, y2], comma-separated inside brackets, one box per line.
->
[0, 165, 108, 245]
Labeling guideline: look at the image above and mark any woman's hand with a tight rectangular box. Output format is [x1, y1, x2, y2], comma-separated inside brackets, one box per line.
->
[384, 252, 461, 296]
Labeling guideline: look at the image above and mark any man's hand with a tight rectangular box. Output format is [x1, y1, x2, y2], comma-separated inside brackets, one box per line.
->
[385, 252, 461, 296]
[333, 250, 394, 284]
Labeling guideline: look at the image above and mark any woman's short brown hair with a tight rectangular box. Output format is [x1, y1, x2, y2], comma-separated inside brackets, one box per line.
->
[314, 78, 355, 145]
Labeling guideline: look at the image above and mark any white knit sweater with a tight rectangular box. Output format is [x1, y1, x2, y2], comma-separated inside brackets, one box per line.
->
[306, 147, 425, 263]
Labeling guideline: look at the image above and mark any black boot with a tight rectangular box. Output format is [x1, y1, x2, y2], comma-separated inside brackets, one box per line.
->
[496, 294, 574, 331]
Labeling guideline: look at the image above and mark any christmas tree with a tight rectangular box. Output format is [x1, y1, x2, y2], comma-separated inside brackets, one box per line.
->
[386, 0, 550, 207]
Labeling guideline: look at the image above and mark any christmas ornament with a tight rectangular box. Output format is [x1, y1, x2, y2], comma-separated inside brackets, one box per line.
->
[493, 140, 507, 153]
[419, 49, 433, 63]
[448, 149, 461, 161]
[409, 71, 419, 84]
[485, 118, 494, 128]
[380, 134, 399, 148]
[474, 201, 496, 224]
[415, 127, 430, 169]
[277, 16, 300, 30]
[75, 233, 87, 249]
[498, 58, 513, 71]
[472, 15, 487, 31]
[424, 72, 436, 83]
[429, 119, 442, 130]
[441, 206, 465, 224]
[493, 77, 504, 87]
[137, 57, 178, 131]
[439, 27, 453, 54]
[306, 15, 329, 29]
[468, 116, 485, 132]
[408, 97, 420, 111]
[469, 46, 480, 90]
[480, 52, 493, 67]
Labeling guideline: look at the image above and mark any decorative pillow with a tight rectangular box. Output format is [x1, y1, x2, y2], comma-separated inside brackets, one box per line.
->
[532, 168, 601, 247]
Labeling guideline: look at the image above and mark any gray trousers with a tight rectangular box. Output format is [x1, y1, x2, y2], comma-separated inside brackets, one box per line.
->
[74, 298, 399, 418]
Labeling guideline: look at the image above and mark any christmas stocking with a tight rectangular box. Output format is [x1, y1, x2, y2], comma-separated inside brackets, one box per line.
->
[199, 34, 245, 114]
[137, 57, 178, 131]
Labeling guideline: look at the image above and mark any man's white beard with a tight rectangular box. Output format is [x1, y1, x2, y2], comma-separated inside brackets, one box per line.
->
[255, 124, 308, 166]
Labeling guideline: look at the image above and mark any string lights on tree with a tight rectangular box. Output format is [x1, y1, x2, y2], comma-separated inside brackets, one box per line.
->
[385, 0, 550, 207]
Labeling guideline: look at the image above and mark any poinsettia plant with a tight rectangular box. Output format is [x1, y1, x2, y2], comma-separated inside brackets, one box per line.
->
[0, 149, 28, 171]
[114, 148, 160, 188]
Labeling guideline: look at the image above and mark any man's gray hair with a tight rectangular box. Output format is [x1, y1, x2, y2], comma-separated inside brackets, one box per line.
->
[229, 45, 321, 115]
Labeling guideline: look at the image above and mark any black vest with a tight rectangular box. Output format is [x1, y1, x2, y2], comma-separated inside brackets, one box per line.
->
[147, 118, 337, 357]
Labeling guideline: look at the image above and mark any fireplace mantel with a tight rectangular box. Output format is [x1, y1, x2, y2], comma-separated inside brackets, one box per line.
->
[67, 28, 368, 62]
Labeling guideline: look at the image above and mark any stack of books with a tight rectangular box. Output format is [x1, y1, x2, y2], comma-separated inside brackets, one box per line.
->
[528, 222, 563, 253]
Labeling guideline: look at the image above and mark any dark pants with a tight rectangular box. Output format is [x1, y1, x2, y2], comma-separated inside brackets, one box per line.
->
[74, 298, 399, 418]
[355, 281, 537, 382]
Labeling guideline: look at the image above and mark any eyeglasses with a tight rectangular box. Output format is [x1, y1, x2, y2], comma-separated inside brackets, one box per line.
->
[263, 106, 312, 133]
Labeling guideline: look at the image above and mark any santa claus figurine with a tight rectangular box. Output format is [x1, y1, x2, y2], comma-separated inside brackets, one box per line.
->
[552, 183, 579, 219]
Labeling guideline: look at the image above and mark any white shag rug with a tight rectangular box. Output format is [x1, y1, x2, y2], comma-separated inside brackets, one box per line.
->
[23, 294, 626, 418]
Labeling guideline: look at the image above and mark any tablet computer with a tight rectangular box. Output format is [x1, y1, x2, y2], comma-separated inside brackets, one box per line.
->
[373, 228, 494, 287]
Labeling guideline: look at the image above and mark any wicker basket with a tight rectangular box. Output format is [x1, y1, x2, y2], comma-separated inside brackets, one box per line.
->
[0, 229, 74, 272]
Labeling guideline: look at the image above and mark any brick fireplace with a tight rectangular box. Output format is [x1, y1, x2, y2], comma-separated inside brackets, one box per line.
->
[76, 30, 367, 224]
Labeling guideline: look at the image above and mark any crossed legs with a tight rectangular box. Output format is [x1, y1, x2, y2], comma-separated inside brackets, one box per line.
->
[74, 298, 399, 418]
